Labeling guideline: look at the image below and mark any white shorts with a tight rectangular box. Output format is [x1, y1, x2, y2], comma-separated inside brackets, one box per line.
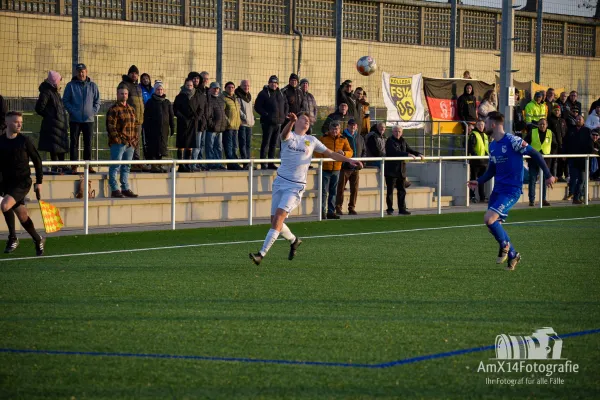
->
[271, 177, 305, 216]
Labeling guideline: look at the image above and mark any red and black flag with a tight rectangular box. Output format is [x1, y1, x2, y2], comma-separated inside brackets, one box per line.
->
[423, 77, 495, 121]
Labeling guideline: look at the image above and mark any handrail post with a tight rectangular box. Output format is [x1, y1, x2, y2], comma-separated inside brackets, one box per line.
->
[539, 158, 544, 209]
[462, 121, 468, 163]
[466, 160, 470, 207]
[84, 160, 89, 235]
[248, 160, 254, 226]
[95, 115, 100, 161]
[585, 156, 590, 206]
[171, 160, 177, 230]
[437, 158, 442, 215]
[379, 158, 385, 218]
[318, 159, 323, 221]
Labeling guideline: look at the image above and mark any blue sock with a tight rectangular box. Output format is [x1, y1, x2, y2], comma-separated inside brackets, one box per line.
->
[504, 231, 517, 258]
[487, 220, 507, 246]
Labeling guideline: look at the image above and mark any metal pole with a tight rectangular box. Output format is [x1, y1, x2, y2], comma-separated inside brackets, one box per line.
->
[318, 159, 323, 221]
[585, 156, 589, 205]
[84, 160, 89, 235]
[379, 159, 385, 218]
[539, 163, 544, 208]
[335, 0, 343, 92]
[500, 0, 515, 133]
[248, 160, 254, 226]
[535, 0, 543, 84]
[171, 160, 177, 230]
[466, 161, 470, 207]
[72, 0, 80, 74]
[449, 0, 457, 78]
[437, 159, 442, 214]
[95, 115, 99, 161]
[216, 0, 223, 85]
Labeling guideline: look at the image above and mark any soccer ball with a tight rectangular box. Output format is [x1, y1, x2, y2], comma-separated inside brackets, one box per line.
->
[356, 56, 377, 76]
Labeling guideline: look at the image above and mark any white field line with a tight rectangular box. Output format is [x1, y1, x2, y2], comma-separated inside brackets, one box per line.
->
[0, 216, 598, 263]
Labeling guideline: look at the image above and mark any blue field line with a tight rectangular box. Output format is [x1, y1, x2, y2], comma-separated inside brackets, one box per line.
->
[1, 328, 599, 369]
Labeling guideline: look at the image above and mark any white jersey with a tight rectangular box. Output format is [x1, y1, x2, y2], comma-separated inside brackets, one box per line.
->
[277, 132, 327, 184]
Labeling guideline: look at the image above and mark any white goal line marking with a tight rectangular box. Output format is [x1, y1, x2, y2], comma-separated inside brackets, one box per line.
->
[1, 215, 598, 263]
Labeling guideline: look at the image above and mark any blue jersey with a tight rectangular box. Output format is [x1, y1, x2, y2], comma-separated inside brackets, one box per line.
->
[488, 133, 528, 194]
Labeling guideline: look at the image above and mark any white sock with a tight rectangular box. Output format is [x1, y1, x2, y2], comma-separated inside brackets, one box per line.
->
[260, 229, 280, 256]
[280, 223, 296, 243]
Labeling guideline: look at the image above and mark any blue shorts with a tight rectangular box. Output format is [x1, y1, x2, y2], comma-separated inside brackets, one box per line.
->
[488, 191, 521, 221]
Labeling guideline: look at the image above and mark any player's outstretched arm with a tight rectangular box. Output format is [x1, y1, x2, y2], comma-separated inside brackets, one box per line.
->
[280, 113, 297, 141]
[323, 149, 363, 169]
[524, 146, 556, 188]
[469, 162, 496, 188]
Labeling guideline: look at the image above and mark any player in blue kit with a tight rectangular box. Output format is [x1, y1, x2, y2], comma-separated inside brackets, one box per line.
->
[468, 112, 555, 270]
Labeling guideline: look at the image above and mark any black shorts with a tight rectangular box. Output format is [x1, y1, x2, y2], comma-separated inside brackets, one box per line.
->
[2, 181, 31, 207]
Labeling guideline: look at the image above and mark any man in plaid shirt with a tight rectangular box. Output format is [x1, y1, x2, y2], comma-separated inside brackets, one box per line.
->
[106, 85, 139, 198]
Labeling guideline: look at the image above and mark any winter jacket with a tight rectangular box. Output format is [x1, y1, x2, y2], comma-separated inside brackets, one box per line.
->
[235, 87, 255, 127]
[62, 76, 101, 123]
[341, 128, 366, 170]
[281, 84, 305, 115]
[336, 84, 361, 122]
[457, 84, 478, 122]
[321, 111, 350, 134]
[316, 132, 353, 171]
[524, 100, 546, 125]
[106, 102, 138, 147]
[140, 84, 154, 105]
[223, 92, 241, 130]
[303, 91, 317, 125]
[365, 128, 386, 158]
[193, 90, 208, 132]
[547, 114, 567, 150]
[565, 125, 593, 169]
[206, 94, 227, 133]
[0, 94, 7, 133]
[564, 99, 582, 127]
[589, 98, 600, 115]
[359, 99, 371, 136]
[35, 80, 69, 153]
[525, 128, 554, 155]
[585, 110, 600, 131]
[119, 75, 144, 125]
[513, 104, 526, 134]
[143, 94, 174, 157]
[173, 88, 202, 145]
[478, 100, 497, 119]
[385, 135, 421, 178]
[254, 85, 288, 125]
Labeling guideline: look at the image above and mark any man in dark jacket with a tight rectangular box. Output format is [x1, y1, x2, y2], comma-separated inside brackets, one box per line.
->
[384, 126, 423, 215]
[589, 97, 600, 115]
[254, 75, 288, 170]
[321, 103, 349, 134]
[63, 63, 101, 174]
[457, 83, 477, 125]
[335, 119, 366, 215]
[336, 80, 361, 123]
[564, 115, 591, 204]
[119, 65, 146, 170]
[300, 78, 317, 135]
[467, 120, 489, 203]
[547, 104, 567, 180]
[564, 91, 582, 129]
[174, 78, 202, 172]
[188, 71, 208, 170]
[281, 73, 305, 128]
[0, 94, 7, 134]
[143, 81, 174, 173]
[205, 82, 227, 170]
[36, 71, 69, 174]
[365, 122, 386, 168]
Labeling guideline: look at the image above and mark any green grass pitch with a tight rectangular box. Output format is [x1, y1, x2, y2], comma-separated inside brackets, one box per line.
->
[1, 206, 599, 399]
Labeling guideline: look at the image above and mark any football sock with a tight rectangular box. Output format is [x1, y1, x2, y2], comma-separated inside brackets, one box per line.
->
[504, 232, 517, 258]
[21, 218, 41, 242]
[279, 223, 296, 243]
[3, 211, 16, 239]
[487, 220, 507, 246]
[260, 229, 280, 257]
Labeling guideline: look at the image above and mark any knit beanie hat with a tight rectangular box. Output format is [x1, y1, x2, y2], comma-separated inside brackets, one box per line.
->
[153, 80, 164, 91]
[289, 73, 299, 81]
[47, 70, 62, 87]
[128, 65, 140, 75]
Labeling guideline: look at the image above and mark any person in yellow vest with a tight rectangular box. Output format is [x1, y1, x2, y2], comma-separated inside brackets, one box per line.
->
[525, 118, 553, 206]
[524, 91, 547, 132]
[467, 119, 489, 203]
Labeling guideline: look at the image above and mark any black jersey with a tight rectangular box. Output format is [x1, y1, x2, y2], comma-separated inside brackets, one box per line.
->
[0, 134, 43, 186]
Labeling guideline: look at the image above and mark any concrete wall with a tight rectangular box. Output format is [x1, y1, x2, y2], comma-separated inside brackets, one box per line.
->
[0, 11, 599, 110]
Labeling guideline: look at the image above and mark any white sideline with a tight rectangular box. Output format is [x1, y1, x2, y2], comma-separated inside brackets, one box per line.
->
[0, 215, 598, 263]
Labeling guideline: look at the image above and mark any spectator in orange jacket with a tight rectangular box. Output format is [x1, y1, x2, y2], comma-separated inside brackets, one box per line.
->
[317, 121, 353, 219]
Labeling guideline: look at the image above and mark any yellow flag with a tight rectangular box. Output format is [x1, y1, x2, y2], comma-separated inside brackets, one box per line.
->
[39, 200, 64, 233]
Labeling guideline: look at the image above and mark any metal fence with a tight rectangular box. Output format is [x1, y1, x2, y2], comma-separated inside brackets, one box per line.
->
[35, 153, 599, 235]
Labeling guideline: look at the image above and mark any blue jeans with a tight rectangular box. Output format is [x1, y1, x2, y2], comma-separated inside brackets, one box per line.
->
[109, 144, 134, 192]
[223, 129, 239, 160]
[322, 170, 340, 215]
[568, 161, 584, 199]
[205, 131, 223, 169]
[192, 131, 204, 163]
[527, 160, 547, 202]
[238, 126, 252, 162]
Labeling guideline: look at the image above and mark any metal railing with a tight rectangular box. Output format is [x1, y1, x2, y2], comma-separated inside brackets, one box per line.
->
[33, 153, 599, 235]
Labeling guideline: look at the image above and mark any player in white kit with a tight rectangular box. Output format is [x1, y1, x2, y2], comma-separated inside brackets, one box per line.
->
[250, 112, 363, 265]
